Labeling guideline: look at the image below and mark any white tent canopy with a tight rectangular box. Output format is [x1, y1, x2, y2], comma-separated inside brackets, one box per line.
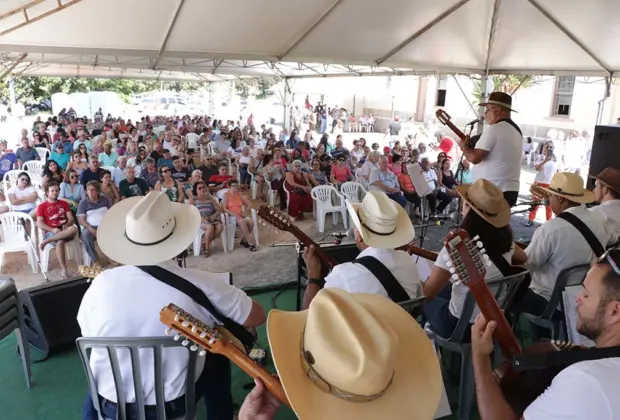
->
[0, 0, 618, 81]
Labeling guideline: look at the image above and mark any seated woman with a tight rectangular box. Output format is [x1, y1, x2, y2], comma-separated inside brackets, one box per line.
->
[235, 145, 253, 190]
[248, 149, 265, 200]
[193, 180, 224, 257]
[309, 159, 328, 186]
[221, 180, 257, 252]
[330, 156, 352, 188]
[59, 169, 85, 212]
[66, 150, 88, 178]
[184, 169, 203, 204]
[42, 159, 65, 189]
[285, 160, 313, 220]
[422, 179, 527, 339]
[100, 169, 121, 205]
[397, 163, 421, 217]
[8, 171, 38, 218]
[154, 165, 183, 203]
[437, 158, 459, 198]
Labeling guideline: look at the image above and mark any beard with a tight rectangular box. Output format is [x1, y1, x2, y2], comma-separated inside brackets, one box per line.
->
[576, 306, 606, 341]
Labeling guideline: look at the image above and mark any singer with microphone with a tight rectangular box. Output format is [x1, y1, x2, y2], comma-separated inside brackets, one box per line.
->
[457, 92, 523, 206]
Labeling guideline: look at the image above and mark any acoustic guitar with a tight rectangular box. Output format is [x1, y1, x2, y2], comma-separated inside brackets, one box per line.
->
[160, 303, 291, 408]
[257, 205, 337, 269]
[444, 229, 582, 413]
[436, 109, 480, 149]
[402, 243, 439, 262]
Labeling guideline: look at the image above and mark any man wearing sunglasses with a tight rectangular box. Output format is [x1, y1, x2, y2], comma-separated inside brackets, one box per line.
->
[471, 248, 620, 419]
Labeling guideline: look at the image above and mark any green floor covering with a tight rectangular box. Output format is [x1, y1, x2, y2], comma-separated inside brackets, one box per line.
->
[0, 286, 469, 420]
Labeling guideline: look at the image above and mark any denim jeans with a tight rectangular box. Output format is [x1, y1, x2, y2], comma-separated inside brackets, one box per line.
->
[81, 354, 233, 420]
[423, 283, 472, 340]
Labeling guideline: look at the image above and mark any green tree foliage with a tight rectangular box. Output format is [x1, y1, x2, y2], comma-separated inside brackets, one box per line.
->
[472, 75, 540, 105]
[234, 77, 277, 99]
[0, 76, 208, 105]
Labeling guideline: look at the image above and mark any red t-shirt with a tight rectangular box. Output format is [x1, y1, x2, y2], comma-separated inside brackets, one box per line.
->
[331, 166, 352, 183]
[208, 174, 232, 186]
[36, 200, 70, 228]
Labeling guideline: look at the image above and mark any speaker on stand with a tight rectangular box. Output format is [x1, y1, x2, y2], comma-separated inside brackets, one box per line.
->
[587, 125, 620, 190]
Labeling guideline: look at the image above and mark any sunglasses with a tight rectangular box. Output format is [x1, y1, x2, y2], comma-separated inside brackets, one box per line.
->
[599, 248, 620, 277]
[160, 169, 170, 173]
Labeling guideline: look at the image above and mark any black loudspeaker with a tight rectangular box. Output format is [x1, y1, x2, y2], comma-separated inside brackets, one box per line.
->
[19, 276, 90, 358]
[587, 125, 620, 190]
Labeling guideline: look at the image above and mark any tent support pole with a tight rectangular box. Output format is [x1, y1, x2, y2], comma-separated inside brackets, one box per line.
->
[0, 54, 27, 81]
[527, 0, 612, 76]
[376, 0, 472, 65]
[484, 0, 501, 73]
[452, 75, 478, 116]
[596, 77, 612, 125]
[477, 75, 490, 134]
[0, 0, 83, 37]
[152, 0, 186, 69]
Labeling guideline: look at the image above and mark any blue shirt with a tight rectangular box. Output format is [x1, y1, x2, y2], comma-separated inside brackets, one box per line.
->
[59, 182, 85, 203]
[157, 158, 173, 168]
[98, 151, 118, 167]
[49, 152, 70, 170]
[53, 140, 73, 154]
[15, 147, 38, 165]
[0, 152, 16, 176]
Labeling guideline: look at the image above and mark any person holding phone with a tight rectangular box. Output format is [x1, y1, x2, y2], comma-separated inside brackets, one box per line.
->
[527, 141, 558, 226]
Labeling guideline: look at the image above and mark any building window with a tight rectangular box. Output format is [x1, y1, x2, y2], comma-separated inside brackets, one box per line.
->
[553, 76, 575, 116]
[435, 76, 448, 107]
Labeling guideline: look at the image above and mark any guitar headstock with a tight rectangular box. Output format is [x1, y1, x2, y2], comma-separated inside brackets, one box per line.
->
[160, 303, 226, 357]
[443, 229, 491, 285]
[435, 109, 452, 125]
[257, 205, 293, 233]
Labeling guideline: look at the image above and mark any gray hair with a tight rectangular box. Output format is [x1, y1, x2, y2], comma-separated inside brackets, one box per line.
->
[192, 169, 202, 177]
[369, 151, 381, 159]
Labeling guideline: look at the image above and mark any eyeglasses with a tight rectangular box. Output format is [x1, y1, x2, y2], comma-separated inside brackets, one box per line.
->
[160, 169, 170, 173]
[599, 248, 620, 277]
[197, 186, 205, 190]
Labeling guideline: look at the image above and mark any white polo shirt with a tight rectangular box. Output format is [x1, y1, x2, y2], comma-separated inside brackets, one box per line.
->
[324, 247, 422, 300]
[471, 121, 523, 192]
[590, 200, 620, 239]
[524, 358, 620, 420]
[77, 262, 253, 404]
[525, 205, 617, 301]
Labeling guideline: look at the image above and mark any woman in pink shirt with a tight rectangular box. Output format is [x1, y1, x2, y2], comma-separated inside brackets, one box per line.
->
[330, 156, 352, 188]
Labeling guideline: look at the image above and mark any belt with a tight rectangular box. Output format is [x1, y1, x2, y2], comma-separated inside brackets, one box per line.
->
[100, 393, 186, 415]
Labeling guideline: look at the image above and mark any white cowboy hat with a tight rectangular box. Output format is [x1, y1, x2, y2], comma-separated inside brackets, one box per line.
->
[346, 191, 414, 249]
[268, 288, 442, 420]
[539, 172, 594, 204]
[97, 192, 201, 265]
[456, 179, 511, 228]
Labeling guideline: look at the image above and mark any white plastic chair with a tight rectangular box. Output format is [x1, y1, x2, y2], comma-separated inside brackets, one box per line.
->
[226, 208, 259, 251]
[186, 133, 199, 149]
[0, 212, 38, 273]
[35, 147, 49, 162]
[22, 160, 44, 174]
[3, 170, 24, 211]
[192, 214, 228, 256]
[207, 142, 218, 156]
[340, 181, 367, 204]
[311, 185, 348, 233]
[37, 225, 82, 273]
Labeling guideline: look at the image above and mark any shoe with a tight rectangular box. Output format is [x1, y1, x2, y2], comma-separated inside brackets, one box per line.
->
[525, 220, 534, 227]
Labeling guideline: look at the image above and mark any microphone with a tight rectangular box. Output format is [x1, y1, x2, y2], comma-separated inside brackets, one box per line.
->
[414, 221, 446, 229]
[331, 229, 354, 244]
[465, 117, 483, 127]
[429, 213, 454, 221]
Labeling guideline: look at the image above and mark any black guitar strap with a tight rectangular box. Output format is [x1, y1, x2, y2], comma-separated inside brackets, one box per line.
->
[497, 118, 523, 136]
[353, 256, 410, 303]
[137, 265, 255, 350]
[556, 212, 605, 258]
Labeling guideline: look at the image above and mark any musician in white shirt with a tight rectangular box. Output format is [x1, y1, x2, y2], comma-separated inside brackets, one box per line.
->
[471, 248, 620, 420]
[302, 191, 422, 309]
[517, 173, 617, 318]
[591, 168, 620, 239]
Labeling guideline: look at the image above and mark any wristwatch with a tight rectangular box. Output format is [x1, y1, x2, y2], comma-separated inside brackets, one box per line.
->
[306, 278, 325, 288]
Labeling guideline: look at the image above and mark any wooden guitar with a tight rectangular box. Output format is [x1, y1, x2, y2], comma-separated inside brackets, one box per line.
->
[435, 109, 467, 141]
[160, 303, 291, 408]
[444, 229, 582, 413]
[401, 243, 439, 262]
[257, 205, 337, 269]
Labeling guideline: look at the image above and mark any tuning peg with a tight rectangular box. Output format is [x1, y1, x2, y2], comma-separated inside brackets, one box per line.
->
[449, 267, 456, 274]
[165, 328, 172, 336]
[190, 344, 198, 352]
[174, 314, 180, 322]
[472, 235, 480, 241]
[445, 259, 452, 267]
[191, 325, 198, 333]
[199, 332, 207, 339]
[173, 334, 182, 342]
[181, 321, 190, 327]
[199, 350, 207, 357]
[181, 339, 190, 347]
[451, 274, 459, 281]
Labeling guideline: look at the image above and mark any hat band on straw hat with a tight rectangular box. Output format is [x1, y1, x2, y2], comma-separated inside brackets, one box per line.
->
[548, 187, 585, 197]
[300, 331, 394, 402]
[124, 217, 177, 246]
[357, 209, 396, 237]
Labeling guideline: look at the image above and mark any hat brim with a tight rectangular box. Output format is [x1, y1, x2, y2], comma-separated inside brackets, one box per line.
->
[97, 197, 201, 265]
[267, 293, 442, 420]
[478, 100, 518, 113]
[589, 174, 620, 193]
[456, 184, 511, 228]
[346, 200, 415, 249]
[537, 185, 595, 204]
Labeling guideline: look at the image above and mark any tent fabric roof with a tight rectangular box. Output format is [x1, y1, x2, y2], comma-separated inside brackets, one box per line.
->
[0, 0, 618, 81]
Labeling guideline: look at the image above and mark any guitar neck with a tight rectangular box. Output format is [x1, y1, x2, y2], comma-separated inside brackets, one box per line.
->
[289, 225, 337, 269]
[444, 121, 467, 141]
[467, 280, 523, 359]
[224, 344, 290, 407]
[403, 244, 438, 262]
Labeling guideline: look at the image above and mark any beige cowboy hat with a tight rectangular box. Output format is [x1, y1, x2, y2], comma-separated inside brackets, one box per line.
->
[479, 91, 518, 113]
[456, 179, 511, 228]
[267, 288, 442, 420]
[346, 191, 414, 249]
[539, 172, 594, 204]
[97, 191, 201, 265]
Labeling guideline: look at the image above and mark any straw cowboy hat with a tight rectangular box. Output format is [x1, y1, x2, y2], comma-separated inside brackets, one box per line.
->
[539, 172, 594, 204]
[456, 179, 511, 228]
[591, 167, 620, 194]
[346, 191, 414, 249]
[479, 91, 518, 112]
[97, 192, 201, 265]
[268, 288, 442, 420]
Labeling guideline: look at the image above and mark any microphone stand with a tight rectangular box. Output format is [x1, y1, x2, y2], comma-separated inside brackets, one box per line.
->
[18, 219, 49, 283]
[452, 123, 476, 227]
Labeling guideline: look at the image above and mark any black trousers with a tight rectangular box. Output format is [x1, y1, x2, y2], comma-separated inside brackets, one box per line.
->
[503, 190, 518, 207]
[427, 190, 453, 214]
